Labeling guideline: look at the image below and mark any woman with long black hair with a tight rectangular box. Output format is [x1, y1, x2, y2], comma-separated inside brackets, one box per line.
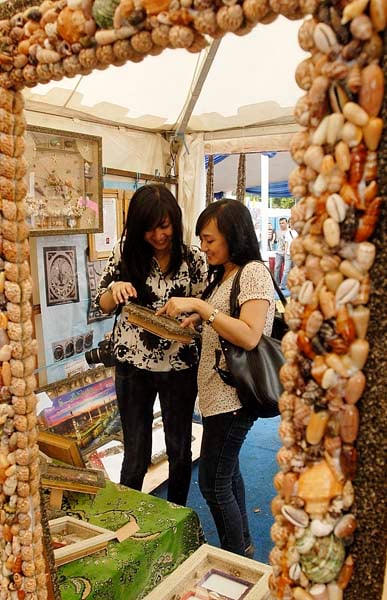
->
[96, 184, 206, 506]
[158, 199, 275, 554]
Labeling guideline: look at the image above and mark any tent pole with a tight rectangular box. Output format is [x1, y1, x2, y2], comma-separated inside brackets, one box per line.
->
[174, 39, 222, 137]
[260, 153, 269, 263]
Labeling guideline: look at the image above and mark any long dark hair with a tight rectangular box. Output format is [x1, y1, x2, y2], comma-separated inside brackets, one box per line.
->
[119, 184, 184, 303]
[196, 199, 262, 300]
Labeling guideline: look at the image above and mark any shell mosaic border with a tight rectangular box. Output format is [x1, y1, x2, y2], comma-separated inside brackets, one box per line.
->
[0, 1, 385, 599]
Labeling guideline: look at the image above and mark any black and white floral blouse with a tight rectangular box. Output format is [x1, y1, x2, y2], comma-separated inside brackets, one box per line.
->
[95, 242, 207, 372]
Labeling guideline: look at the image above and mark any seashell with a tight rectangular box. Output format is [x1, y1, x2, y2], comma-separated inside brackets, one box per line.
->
[300, 533, 345, 584]
[370, 0, 387, 31]
[344, 370, 366, 404]
[279, 419, 296, 447]
[346, 63, 361, 94]
[334, 514, 357, 539]
[325, 353, 349, 378]
[216, 5, 243, 32]
[349, 338, 369, 370]
[277, 447, 294, 470]
[310, 518, 334, 537]
[329, 82, 348, 114]
[296, 527, 316, 554]
[305, 310, 324, 339]
[341, 0, 369, 24]
[312, 116, 329, 146]
[343, 102, 369, 128]
[324, 271, 344, 292]
[271, 495, 285, 517]
[311, 355, 328, 385]
[326, 194, 347, 223]
[341, 122, 363, 148]
[321, 367, 339, 388]
[293, 587, 314, 600]
[304, 145, 324, 172]
[243, 0, 271, 23]
[337, 554, 354, 589]
[309, 584, 329, 600]
[298, 17, 316, 51]
[338, 259, 364, 282]
[298, 461, 343, 516]
[326, 113, 344, 146]
[342, 480, 355, 510]
[350, 305, 370, 339]
[289, 562, 302, 581]
[312, 173, 328, 196]
[335, 278, 360, 307]
[359, 64, 384, 118]
[298, 281, 314, 305]
[320, 155, 335, 176]
[313, 23, 339, 55]
[281, 330, 299, 362]
[319, 286, 336, 320]
[340, 443, 358, 480]
[322, 218, 340, 248]
[339, 404, 359, 443]
[306, 410, 329, 444]
[334, 141, 351, 173]
[350, 14, 373, 40]
[282, 505, 309, 528]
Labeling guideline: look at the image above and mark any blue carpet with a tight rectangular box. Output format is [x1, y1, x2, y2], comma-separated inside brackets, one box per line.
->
[152, 415, 281, 564]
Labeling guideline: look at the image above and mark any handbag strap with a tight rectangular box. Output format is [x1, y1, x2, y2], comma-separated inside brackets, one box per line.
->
[229, 260, 287, 318]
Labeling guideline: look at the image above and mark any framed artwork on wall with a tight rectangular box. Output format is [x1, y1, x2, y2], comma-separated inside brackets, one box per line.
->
[25, 126, 103, 236]
[88, 189, 123, 261]
[86, 252, 110, 323]
[43, 246, 80, 307]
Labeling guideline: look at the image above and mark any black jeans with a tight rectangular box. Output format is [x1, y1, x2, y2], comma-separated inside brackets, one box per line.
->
[199, 408, 255, 555]
[115, 362, 198, 506]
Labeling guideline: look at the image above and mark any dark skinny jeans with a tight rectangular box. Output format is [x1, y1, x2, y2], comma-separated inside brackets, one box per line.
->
[199, 407, 255, 555]
[115, 361, 198, 506]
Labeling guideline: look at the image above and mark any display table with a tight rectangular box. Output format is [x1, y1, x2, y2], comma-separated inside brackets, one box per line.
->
[56, 481, 204, 600]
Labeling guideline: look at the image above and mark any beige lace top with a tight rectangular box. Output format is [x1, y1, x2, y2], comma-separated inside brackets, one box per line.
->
[198, 262, 275, 418]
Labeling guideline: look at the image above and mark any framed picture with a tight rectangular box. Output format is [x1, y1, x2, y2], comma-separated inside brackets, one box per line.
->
[88, 189, 123, 261]
[144, 544, 271, 600]
[25, 126, 103, 236]
[37, 430, 85, 468]
[43, 246, 79, 307]
[85, 252, 110, 323]
[123, 190, 134, 222]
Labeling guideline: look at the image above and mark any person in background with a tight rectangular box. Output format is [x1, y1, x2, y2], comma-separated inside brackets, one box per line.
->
[281, 217, 298, 290]
[274, 217, 288, 286]
[267, 221, 275, 251]
[157, 199, 275, 557]
[96, 184, 207, 506]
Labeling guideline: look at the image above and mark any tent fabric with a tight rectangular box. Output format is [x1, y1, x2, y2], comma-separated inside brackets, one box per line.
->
[25, 111, 169, 176]
[246, 181, 292, 197]
[178, 134, 205, 245]
[22, 17, 305, 134]
[204, 154, 229, 169]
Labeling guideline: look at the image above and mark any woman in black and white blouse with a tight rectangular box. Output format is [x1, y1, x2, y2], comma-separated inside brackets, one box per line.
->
[96, 184, 207, 506]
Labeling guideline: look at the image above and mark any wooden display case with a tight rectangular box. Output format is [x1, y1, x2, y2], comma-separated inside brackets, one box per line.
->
[25, 126, 102, 235]
[49, 516, 116, 567]
[143, 544, 271, 600]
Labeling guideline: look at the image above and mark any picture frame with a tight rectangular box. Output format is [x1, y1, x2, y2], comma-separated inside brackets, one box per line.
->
[25, 126, 103, 236]
[88, 189, 124, 261]
[144, 544, 271, 600]
[37, 430, 85, 468]
[48, 516, 116, 567]
[41, 462, 106, 509]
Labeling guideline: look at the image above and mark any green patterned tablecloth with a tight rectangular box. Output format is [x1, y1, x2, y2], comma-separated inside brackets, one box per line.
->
[57, 481, 204, 600]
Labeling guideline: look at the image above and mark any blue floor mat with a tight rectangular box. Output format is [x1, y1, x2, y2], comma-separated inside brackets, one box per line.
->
[152, 416, 281, 564]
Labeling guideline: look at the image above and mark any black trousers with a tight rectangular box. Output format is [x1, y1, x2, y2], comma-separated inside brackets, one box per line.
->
[115, 362, 198, 506]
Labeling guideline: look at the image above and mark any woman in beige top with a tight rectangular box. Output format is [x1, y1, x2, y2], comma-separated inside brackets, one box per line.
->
[158, 199, 275, 557]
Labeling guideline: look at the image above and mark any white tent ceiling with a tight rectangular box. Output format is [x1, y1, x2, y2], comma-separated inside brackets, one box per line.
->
[23, 16, 306, 134]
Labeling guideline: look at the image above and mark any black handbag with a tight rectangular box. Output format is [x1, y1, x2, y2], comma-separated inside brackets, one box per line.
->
[214, 262, 286, 419]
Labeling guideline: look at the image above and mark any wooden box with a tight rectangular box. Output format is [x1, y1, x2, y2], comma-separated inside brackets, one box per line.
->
[143, 544, 271, 600]
[49, 516, 115, 567]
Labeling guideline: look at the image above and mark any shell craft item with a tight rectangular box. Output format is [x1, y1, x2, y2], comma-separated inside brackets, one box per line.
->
[122, 303, 200, 343]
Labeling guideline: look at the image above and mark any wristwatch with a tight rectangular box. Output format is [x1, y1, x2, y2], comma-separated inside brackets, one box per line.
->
[205, 308, 219, 326]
